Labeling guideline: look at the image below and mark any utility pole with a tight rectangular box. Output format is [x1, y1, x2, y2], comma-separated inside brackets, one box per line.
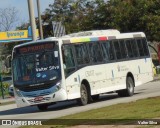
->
[0, 55, 4, 99]
[37, 0, 43, 39]
[0, 73, 4, 99]
[28, 0, 37, 41]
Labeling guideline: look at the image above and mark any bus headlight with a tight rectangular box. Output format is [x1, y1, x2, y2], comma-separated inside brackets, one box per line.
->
[15, 88, 22, 97]
[55, 81, 61, 92]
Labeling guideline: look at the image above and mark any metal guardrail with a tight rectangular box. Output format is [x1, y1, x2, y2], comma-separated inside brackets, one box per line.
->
[0, 73, 4, 99]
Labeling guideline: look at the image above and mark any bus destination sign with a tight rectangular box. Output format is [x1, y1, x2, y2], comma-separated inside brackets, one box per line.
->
[16, 43, 54, 54]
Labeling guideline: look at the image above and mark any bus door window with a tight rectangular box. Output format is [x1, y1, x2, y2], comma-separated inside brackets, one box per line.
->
[62, 45, 75, 76]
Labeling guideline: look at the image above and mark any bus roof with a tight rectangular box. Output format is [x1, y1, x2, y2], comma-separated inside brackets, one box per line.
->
[63, 29, 120, 37]
[13, 30, 146, 48]
[62, 31, 146, 44]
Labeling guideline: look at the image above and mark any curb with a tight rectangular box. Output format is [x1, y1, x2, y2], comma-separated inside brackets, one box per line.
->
[0, 97, 15, 104]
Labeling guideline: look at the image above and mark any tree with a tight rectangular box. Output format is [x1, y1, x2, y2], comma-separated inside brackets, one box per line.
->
[107, 0, 160, 41]
[0, 7, 19, 31]
[43, 0, 103, 34]
[43, 0, 74, 34]
[42, 0, 160, 41]
[0, 7, 19, 73]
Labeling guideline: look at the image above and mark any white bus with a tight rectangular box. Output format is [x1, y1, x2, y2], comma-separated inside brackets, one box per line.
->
[12, 29, 153, 110]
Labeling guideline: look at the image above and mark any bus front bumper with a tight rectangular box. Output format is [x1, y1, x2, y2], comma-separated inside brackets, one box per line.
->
[15, 88, 67, 108]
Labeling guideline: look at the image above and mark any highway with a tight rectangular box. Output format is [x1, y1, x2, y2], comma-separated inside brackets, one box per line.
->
[0, 80, 160, 123]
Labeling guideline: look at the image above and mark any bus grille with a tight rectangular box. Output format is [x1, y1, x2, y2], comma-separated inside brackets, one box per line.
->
[24, 91, 51, 97]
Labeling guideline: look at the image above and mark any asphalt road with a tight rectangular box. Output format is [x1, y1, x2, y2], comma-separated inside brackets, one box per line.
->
[0, 80, 160, 124]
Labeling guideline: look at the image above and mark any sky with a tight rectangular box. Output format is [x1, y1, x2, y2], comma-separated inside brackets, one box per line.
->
[0, 0, 54, 30]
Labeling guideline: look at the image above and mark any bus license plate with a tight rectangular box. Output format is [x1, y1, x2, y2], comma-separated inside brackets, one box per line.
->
[34, 96, 44, 102]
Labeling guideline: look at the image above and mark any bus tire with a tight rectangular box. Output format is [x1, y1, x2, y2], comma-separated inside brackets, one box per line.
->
[118, 77, 134, 97]
[126, 77, 134, 96]
[77, 84, 88, 105]
[37, 104, 48, 111]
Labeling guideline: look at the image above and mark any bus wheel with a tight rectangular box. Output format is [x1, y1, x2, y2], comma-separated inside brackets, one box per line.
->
[77, 84, 88, 105]
[126, 77, 134, 96]
[91, 94, 99, 101]
[118, 77, 134, 97]
[37, 104, 48, 111]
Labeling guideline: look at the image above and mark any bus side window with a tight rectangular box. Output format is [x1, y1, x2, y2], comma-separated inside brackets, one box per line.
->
[125, 40, 134, 58]
[62, 45, 75, 76]
[142, 38, 149, 56]
[131, 39, 139, 57]
[109, 41, 115, 60]
[101, 41, 110, 62]
[136, 39, 145, 57]
[119, 40, 127, 59]
[74, 43, 89, 65]
[88, 43, 103, 63]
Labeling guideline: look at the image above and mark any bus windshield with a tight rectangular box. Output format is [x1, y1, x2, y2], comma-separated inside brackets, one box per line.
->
[13, 42, 61, 88]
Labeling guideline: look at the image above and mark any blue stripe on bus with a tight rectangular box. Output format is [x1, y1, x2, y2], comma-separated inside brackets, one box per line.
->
[112, 70, 114, 78]
[78, 75, 80, 83]
[90, 37, 99, 42]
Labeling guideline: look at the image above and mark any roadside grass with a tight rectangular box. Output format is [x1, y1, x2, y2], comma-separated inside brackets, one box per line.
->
[21, 96, 160, 128]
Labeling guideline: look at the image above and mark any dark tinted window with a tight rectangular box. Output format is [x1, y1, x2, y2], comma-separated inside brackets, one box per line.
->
[130, 39, 139, 57]
[119, 40, 127, 59]
[101, 41, 109, 62]
[136, 39, 144, 56]
[125, 40, 134, 58]
[142, 38, 149, 56]
[74, 44, 90, 65]
[113, 40, 122, 59]
[101, 41, 115, 61]
[62, 45, 75, 75]
[88, 42, 103, 63]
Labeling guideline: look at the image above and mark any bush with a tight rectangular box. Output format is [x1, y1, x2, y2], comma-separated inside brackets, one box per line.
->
[2, 82, 10, 89]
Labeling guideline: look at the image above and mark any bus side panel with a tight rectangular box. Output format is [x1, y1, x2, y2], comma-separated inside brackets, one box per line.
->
[65, 72, 81, 99]
[135, 58, 153, 86]
[66, 65, 108, 99]
[77, 65, 106, 95]
[102, 62, 127, 93]
[99, 58, 153, 93]
[65, 57, 153, 100]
